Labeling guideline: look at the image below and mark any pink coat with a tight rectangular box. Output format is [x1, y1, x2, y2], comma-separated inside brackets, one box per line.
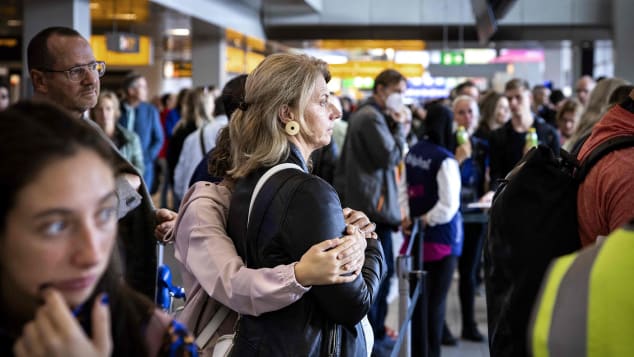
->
[172, 181, 309, 315]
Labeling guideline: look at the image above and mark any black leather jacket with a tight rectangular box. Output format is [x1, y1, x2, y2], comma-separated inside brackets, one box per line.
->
[227, 150, 386, 356]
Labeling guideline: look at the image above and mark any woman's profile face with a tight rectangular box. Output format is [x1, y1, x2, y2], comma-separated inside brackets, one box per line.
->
[301, 76, 339, 152]
[93, 97, 117, 137]
[558, 110, 577, 137]
[494, 96, 511, 126]
[454, 99, 476, 132]
[0, 149, 117, 310]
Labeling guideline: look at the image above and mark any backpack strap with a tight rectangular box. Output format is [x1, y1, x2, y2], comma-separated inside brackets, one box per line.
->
[248, 163, 302, 225]
[199, 122, 210, 157]
[243, 163, 303, 266]
[577, 136, 634, 181]
[194, 305, 230, 349]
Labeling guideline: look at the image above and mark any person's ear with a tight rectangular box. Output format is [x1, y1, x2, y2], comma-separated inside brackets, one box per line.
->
[278, 104, 295, 124]
[30, 69, 48, 95]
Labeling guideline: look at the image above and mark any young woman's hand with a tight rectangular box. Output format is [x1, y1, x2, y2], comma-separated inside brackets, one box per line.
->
[343, 207, 378, 239]
[155, 208, 178, 243]
[454, 141, 472, 165]
[294, 228, 366, 286]
[13, 290, 112, 357]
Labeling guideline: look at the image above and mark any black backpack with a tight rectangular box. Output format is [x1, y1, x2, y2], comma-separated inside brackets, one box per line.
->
[485, 136, 634, 357]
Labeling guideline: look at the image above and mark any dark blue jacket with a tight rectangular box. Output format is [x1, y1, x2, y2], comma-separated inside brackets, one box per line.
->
[406, 140, 462, 258]
[489, 116, 560, 190]
[120, 102, 164, 187]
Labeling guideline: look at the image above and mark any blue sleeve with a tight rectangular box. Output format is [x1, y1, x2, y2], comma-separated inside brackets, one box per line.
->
[166, 110, 180, 137]
[149, 106, 164, 160]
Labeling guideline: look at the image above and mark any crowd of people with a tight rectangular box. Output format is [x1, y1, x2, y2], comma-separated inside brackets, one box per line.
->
[1, 24, 633, 357]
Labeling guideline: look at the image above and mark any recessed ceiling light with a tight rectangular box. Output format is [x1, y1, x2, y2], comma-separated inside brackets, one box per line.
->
[167, 28, 190, 36]
[113, 13, 137, 21]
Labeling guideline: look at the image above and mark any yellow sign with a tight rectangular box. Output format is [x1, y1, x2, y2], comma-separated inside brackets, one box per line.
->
[317, 39, 425, 51]
[328, 61, 423, 79]
[90, 35, 152, 66]
[226, 46, 265, 74]
[226, 46, 246, 74]
[0, 38, 18, 47]
[163, 60, 191, 78]
[90, 0, 149, 22]
[226, 28, 265, 52]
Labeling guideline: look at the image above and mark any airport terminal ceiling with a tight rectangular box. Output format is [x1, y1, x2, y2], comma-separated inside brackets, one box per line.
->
[0, 0, 612, 45]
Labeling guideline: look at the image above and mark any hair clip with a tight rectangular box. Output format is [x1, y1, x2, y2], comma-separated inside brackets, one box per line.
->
[238, 101, 250, 111]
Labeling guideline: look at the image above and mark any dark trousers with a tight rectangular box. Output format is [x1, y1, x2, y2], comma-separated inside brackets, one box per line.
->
[424, 255, 458, 357]
[458, 222, 485, 331]
[368, 223, 395, 340]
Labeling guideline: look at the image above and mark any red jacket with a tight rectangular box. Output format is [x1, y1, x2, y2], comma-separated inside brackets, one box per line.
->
[577, 99, 634, 246]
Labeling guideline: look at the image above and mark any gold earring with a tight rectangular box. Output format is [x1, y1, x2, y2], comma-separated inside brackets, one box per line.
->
[285, 120, 300, 136]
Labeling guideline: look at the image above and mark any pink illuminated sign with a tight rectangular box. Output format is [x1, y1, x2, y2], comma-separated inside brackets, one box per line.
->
[490, 49, 544, 63]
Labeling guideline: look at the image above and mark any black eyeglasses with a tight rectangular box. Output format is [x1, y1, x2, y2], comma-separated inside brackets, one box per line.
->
[40, 61, 106, 82]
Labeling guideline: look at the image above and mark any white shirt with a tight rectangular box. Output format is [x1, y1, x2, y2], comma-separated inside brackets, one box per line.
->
[174, 115, 228, 199]
[425, 157, 461, 226]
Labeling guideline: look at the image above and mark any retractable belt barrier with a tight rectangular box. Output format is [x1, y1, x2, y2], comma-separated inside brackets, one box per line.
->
[391, 218, 428, 357]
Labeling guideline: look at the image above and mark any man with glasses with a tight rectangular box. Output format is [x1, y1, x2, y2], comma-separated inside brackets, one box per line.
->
[28, 28, 104, 119]
[26, 26, 170, 300]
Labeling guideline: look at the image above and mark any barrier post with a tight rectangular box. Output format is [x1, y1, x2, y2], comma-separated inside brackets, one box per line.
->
[410, 270, 428, 357]
[396, 255, 412, 357]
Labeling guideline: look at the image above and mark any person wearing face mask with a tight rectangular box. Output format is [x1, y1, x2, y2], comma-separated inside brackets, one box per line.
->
[334, 69, 408, 356]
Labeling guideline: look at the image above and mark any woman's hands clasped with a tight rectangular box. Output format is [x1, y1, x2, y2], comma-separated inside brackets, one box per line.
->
[293, 208, 377, 286]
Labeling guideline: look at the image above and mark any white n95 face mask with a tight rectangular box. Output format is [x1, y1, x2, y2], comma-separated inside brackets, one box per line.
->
[385, 92, 403, 112]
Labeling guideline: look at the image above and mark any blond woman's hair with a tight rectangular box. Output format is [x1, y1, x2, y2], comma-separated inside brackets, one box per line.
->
[92, 90, 121, 120]
[175, 86, 214, 131]
[228, 53, 330, 179]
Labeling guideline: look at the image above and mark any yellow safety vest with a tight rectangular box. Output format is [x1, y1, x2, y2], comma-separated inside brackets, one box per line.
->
[530, 222, 634, 357]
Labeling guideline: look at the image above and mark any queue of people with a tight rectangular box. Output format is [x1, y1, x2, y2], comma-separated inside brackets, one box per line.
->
[1, 23, 634, 357]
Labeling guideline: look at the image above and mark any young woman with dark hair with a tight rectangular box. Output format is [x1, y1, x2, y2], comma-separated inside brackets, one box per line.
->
[0, 101, 197, 357]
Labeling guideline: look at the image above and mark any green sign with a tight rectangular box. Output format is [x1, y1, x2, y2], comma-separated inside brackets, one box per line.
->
[441, 51, 465, 66]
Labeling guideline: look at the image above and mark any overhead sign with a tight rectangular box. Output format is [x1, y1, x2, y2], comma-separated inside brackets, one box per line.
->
[106, 32, 140, 53]
[490, 49, 545, 63]
[329, 61, 424, 79]
[163, 60, 191, 78]
[441, 51, 465, 66]
[318, 39, 426, 51]
[0, 37, 20, 61]
[91, 35, 152, 66]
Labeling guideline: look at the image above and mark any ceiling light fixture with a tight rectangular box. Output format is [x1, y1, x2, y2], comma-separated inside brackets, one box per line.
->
[167, 28, 191, 36]
[113, 13, 138, 21]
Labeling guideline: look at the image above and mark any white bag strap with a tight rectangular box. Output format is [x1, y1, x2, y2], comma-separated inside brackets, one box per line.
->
[247, 163, 302, 226]
[195, 305, 230, 349]
[194, 163, 302, 349]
